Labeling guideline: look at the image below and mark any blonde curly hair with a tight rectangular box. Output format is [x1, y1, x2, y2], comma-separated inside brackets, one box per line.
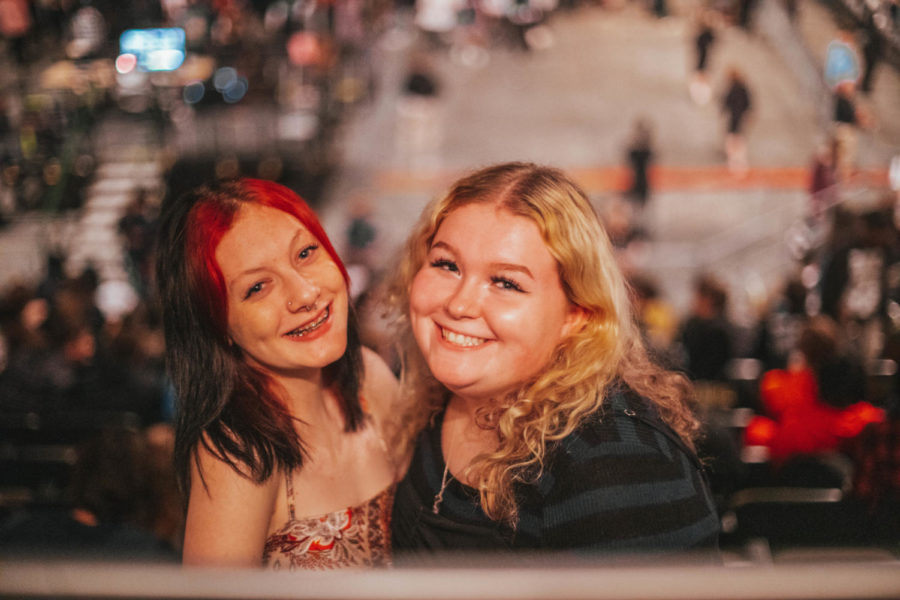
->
[386, 162, 697, 525]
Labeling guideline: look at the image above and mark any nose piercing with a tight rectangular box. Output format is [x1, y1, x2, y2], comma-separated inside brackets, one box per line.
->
[288, 300, 316, 312]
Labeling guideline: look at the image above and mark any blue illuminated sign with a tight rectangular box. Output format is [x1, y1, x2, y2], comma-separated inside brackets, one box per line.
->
[119, 27, 186, 72]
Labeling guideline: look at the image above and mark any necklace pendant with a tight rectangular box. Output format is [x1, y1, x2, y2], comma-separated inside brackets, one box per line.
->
[432, 463, 450, 514]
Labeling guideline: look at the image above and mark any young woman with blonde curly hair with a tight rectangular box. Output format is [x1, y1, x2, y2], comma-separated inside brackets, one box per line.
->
[387, 162, 719, 554]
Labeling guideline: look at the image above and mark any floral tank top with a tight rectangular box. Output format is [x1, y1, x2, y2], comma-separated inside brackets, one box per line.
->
[263, 471, 395, 570]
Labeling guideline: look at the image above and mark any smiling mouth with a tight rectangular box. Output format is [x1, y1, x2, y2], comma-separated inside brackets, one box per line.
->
[286, 306, 330, 338]
[441, 327, 487, 348]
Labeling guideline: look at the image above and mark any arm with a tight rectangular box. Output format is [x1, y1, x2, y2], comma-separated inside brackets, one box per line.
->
[182, 443, 279, 568]
[540, 414, 719, 554]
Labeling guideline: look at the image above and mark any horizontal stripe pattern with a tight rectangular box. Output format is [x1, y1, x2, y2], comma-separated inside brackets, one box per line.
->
[392, 388, 720, 554]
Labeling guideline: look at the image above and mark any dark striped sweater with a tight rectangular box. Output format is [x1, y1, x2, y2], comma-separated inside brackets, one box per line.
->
[391, 388, 720, 555]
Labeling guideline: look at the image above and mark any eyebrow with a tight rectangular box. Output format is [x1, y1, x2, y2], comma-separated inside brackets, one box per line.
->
[227, 226, 310, 291]
[430, 241, 535, 279]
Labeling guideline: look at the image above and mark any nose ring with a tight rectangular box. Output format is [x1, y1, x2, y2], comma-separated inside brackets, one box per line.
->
[288, 300, 316, 312]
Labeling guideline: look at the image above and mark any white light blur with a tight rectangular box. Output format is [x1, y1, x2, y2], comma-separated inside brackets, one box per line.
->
[145, 48, 185, 71]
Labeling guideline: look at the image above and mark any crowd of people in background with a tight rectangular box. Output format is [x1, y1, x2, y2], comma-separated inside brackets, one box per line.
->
[0, 0, 899, 566]
[3, 164, 900, 560]
[0, 0, 395, 225]
[1, 0, 896, 224]
[625, 194, 900, 523]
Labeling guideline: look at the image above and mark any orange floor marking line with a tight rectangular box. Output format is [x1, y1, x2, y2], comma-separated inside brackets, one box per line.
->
[375, 167, 890, 194]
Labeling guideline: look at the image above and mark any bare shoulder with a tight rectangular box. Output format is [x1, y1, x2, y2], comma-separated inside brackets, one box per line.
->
[360, 346, 400, 421]
[183, 440, 280, 567]
[189, 440, 279, 499]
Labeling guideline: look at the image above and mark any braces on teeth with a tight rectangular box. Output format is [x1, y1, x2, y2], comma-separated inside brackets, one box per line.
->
[288, 307, 329, 337]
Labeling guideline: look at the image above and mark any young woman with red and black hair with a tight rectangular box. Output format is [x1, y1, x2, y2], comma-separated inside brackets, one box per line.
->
[156, 179, 402, 570]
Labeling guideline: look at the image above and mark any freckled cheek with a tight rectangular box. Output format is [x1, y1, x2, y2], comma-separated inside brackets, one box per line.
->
[321, 264, 347, 292]
[226, 304, 277, 347]
[225, 307, 245, 343]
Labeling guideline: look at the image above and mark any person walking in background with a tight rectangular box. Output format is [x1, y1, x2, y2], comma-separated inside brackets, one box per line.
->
[832, 81, 871, 180]
[808, 137, 838, 222]
[859, 19, 882, 94]
[624, 117, 655, 211]
[823, 29, 869, 180]
[824, 27, 862, 92]
[396, 50, 444, 169]
[690, 12, 716, 105]
[736, 0, 758, 30]
[652, 0, 669, 19]
[118, 188, 159, 298]
[721, 68, 753, 175]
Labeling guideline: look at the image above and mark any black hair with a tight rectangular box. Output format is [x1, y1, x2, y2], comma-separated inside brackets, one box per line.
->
[155, 179, 364, 500]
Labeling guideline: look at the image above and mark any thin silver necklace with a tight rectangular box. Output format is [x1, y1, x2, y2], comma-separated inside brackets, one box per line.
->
[432, 462, 452, 514]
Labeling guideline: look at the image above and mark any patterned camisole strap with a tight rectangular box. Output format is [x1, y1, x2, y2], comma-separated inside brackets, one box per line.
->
[285, 469, 297, 521]
[261, 394, 397, 570]
[263, 470, 395, 570]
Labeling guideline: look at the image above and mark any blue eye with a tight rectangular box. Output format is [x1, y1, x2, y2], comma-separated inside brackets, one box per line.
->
[431, 258, 458, 272]
[298, 244, 318, 260]
[492, 276, 524, 292]
[244, 282, 264, 299]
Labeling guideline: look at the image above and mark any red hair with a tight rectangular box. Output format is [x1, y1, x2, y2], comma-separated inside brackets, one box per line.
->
[183, 178, 348, 339]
